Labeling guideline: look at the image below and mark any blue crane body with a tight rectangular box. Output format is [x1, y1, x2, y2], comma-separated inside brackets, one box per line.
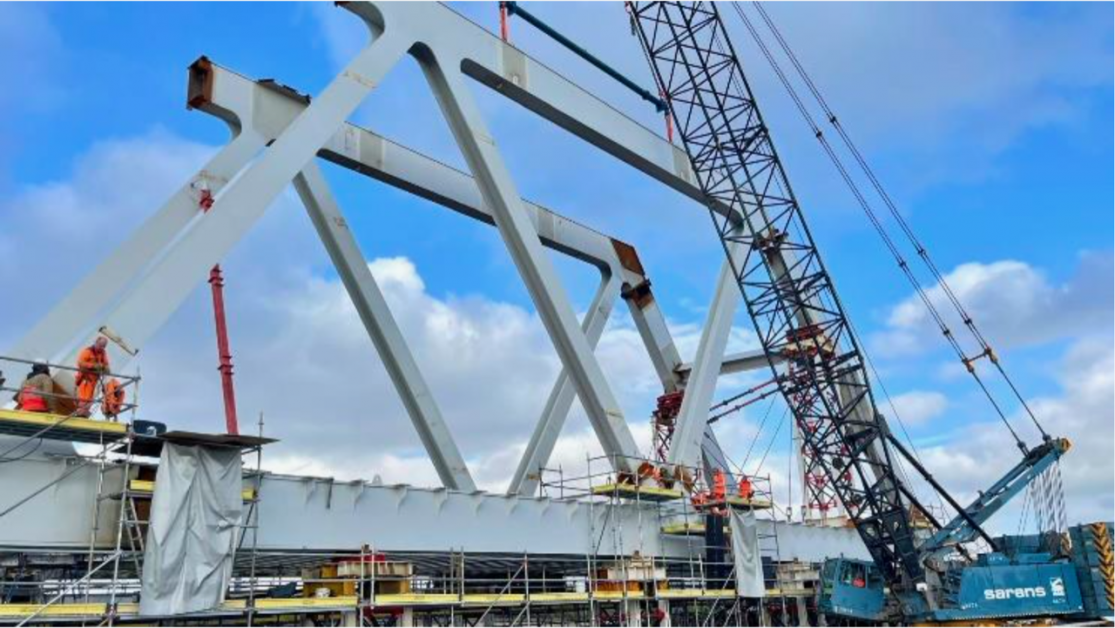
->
[820, 544, 1092, 622]
[816, 438, 1113, 623]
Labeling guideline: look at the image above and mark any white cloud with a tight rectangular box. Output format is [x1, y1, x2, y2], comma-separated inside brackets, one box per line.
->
[887, 391, 948, 427]
[872, 253, 1113, 358]
[869, 253, 1113, 527]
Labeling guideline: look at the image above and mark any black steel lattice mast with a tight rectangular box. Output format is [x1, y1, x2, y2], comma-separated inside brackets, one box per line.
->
[629, 2, 926, 592]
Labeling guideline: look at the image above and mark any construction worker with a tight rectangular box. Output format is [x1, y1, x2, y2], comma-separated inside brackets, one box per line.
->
[75, 337, 110, 417]
[16, 363, 56, 414]
[738, 475, 754, 501]
[102, 378, 125, 420]
[712, 469, 727, 502]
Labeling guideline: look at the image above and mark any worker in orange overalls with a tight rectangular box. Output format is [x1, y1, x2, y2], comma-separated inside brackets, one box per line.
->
[75, 337, 110, 417]
[738, 474, 754, 501]
[712, 469, 727, 502]
[102, 378, 125, 420]
[16, 363, 55, 414]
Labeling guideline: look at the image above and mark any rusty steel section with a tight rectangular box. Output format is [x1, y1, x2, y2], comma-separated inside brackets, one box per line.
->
[610, 238, 646, 278]
[187, 56, 216, 110]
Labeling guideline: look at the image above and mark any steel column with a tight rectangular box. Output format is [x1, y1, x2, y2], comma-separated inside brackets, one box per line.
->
[293, 163, 476, 491]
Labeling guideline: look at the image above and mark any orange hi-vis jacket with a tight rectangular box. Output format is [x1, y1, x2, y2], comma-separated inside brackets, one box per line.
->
[77, 346, 109, 377]
[712, 469, 727, 501]
[18, 385, 48, 412]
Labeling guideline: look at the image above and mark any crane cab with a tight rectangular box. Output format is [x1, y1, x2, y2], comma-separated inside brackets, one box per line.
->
[817, 558, 887, 623]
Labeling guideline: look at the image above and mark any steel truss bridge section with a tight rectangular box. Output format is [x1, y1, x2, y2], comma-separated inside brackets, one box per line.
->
[6, 1, 775, 493]
[630, 1, 923, 592]
[189, 58, 753, 495]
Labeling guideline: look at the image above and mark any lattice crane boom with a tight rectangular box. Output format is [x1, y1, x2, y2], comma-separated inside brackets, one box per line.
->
[628, 1, 928, 594]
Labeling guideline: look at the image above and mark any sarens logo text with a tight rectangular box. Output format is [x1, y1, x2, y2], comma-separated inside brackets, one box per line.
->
[984, 587, 1046, 601]
[983, 579, 1066, 601]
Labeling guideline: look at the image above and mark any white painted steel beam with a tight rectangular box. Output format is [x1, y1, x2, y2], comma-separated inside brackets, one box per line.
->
[293, 163, 476, 491]
[509, 273, 621, 496]
[7, 128, 266, 373]
[193, 60, 634, 279]
[75, 31, 409, 370]
[14, 29, 412, 383]
[339, 3, 737, 223]
[415, 46, 641, 471]
[622, 282, 686, 395]
[678, 349, 781, 378]
[7, 0, 759, 487]
[667, 240, 746, 472]
[0, 453, 872, 562]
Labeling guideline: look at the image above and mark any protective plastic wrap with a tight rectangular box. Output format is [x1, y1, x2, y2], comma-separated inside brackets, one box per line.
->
[139, 443, 243, 616]
[730, 508, 766, 598]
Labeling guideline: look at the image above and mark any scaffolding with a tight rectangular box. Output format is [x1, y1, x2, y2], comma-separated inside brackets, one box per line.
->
[534, 453, 801, 627]
[0, 355, 272, 627]
[0, 356, 838, 626]
[0, 459, 832, 626]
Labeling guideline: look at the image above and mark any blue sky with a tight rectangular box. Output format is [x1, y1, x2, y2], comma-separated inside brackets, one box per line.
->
[1, 2, 1111, 525]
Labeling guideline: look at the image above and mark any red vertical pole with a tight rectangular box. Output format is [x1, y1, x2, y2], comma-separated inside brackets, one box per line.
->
[499, 2, 510, 42]
[209, 265, 239, 435]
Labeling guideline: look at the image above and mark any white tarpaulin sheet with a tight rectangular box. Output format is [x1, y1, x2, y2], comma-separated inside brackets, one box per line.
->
[140, 443, 243, 616]
[730, 509, 766, 598]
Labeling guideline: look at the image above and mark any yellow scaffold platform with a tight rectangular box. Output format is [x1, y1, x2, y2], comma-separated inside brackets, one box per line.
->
[661, 521, 733, 536]
[0, 408, 126, 444]
[725, 495, 773, 510]
[0, 597, 362, 621]
[128, 479, 258, 501]
[657, 589, 737, 600]
[0, 588, 789, 621]
[591, 482, 685, 502]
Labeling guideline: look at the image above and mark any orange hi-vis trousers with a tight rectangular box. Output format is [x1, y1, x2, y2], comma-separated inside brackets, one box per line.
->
[75, 372, 100, 417]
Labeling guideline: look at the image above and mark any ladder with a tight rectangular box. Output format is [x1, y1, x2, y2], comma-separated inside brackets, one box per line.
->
[757, 510, 787, 626]
[85, 427, 142, 625]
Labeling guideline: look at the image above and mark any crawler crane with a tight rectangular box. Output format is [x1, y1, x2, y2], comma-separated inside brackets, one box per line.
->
[626, 2, 1113, 624]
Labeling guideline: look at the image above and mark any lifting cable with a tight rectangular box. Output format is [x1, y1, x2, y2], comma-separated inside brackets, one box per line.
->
[737, 394, 780, 473]
[749, 2, 1048, 442]
[707, 376, 780, 424]
[752, 407, 790, 477]
[731, 3, 1042, 452]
